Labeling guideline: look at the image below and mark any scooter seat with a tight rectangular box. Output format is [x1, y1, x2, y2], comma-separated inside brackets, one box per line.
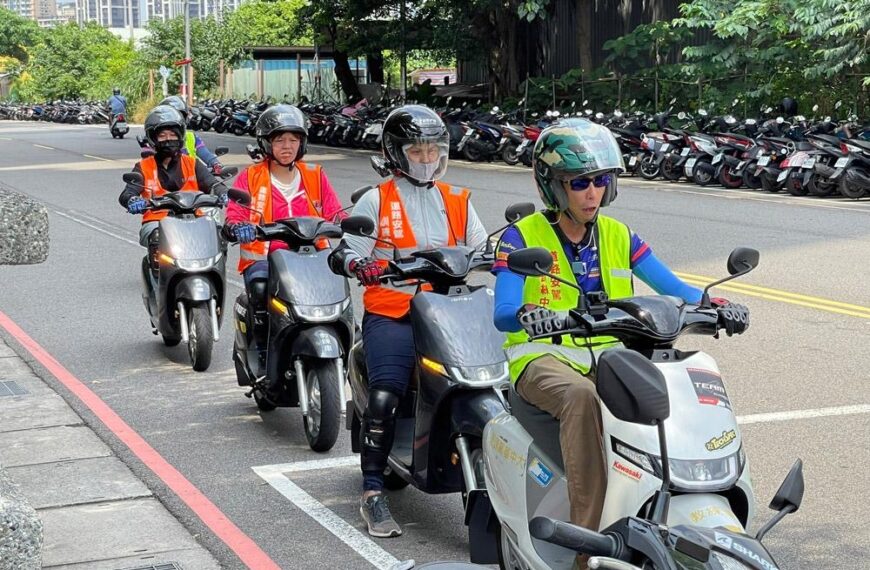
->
[508, 384, 564, 470]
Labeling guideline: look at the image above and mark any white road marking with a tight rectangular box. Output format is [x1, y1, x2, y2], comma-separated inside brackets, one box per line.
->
[252, 458, 400, 570]
[253, 402, 870, 568]
[33, 143, 54, 150]
[736, 404, 870, 426]
[53, 209, 140, 246]
[83, 153, 114, 162]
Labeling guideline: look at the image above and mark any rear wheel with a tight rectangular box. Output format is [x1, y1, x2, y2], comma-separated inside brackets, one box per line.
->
[638, 155, 660, 180]
[661, 157, 682, 181]
[463, 142, 484, 162]
[742, 168, 762, 189]
[692, 161, 714, 186]
[760, 172, 782, 193]
[302, 359, 341, 452]
[501, 143, 520, 165]
[839, 174, 868, 199]
[718, 166, 743, 188]
[188, 304, 213, 372]
[785, 173, 809, 196]
[807, 174, 836, 197]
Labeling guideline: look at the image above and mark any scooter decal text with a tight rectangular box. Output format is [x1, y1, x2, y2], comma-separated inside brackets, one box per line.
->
[612, 460, 641, 481]
[705, 429, 737, 452]
[688, 368, 732, 410]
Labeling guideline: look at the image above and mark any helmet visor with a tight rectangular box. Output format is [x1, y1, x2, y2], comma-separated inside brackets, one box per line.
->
[386, 132, 449, 183]
[539, 120, 625, 180]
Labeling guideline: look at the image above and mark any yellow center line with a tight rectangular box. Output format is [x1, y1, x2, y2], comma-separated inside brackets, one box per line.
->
[677, 276, 870, 319]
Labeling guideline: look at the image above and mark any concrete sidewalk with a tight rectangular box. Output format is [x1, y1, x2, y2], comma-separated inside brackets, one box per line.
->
[0, 337, 221, 570]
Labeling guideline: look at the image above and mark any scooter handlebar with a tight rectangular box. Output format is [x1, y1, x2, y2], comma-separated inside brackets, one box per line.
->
[529, 517, 621, 558]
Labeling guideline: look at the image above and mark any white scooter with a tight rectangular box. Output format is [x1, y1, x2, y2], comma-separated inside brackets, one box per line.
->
[484, 247, 784, 569]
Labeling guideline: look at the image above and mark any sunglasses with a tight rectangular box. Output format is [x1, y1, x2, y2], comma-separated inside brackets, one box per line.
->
[567, 173, 612, 191]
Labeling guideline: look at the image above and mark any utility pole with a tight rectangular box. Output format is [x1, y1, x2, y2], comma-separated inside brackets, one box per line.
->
[182, 0, 191, 104]
[399, 0, 406, 100]
[127, 0, 134, 42]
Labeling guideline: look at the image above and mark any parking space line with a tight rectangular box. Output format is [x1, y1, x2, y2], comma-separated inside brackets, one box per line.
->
[253, 458, 400, 570]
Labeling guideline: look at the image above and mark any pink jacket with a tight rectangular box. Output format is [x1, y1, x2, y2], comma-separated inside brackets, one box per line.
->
[226, 163, 346, 255]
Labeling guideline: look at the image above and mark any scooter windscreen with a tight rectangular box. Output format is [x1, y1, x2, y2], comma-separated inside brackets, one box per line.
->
[411, 287, 508, 385]
[159, 216, 221, 261]
[269, 249, 348, 307]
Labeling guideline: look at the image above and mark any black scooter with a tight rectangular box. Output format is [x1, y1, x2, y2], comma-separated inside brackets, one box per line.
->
[340, 202, 534, 563]
[110, 112, 129, 139]
[231, 216, 355, 452]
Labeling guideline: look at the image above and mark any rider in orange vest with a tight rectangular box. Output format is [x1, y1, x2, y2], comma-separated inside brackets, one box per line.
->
[119, 105, 227, 273]
[223, 105, 346, 361]
[328, 105, 488, 538]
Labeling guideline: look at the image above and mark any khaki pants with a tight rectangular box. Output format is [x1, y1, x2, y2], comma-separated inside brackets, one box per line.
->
[517, 355, 606, 534]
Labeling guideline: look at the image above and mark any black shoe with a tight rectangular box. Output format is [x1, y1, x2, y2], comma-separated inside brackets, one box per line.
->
[360, 493, 402, 538]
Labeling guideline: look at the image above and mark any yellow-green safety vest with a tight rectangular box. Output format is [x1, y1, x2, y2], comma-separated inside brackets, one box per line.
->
[503, 212, 635, 383]
[184, 131, 197, 161]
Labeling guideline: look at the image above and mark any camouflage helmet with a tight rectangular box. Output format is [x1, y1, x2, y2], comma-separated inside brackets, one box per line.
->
[532, 118, 625, 211]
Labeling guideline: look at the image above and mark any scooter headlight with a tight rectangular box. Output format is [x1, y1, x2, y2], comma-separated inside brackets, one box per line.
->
[449, 362, 510, 387]
[170, 253, 223, 270]
[612, 438, 745, 492]
[292, 298, 350, 322]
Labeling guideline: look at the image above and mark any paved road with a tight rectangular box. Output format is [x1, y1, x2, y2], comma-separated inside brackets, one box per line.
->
[0, 121, 868, 569]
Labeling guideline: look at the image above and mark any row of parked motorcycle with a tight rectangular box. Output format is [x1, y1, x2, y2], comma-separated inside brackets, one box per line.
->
[121, 151, 805, 570]
[0, 100, 110, 124]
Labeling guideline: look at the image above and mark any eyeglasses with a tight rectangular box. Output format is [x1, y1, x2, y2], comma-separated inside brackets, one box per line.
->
[567, 174, 612, 191]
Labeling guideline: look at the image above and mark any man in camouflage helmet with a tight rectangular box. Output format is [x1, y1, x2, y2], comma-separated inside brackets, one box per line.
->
[491, 118, 749, 556]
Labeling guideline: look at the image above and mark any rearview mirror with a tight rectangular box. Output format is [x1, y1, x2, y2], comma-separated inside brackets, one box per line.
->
[776, 116, 784, 124]
[340, 215, 375, 237]
[835, 100, 842, 109]
[677, 111, 686, 120]
[506, 247, 553, 276]
[492, 106, 500, 113]
[669, 97, 677, 105]
[220, 166, 239, 178]
[812, 104, 819, 112]
[123, 172, 144, 185]
[351, 185, 376, 205]
[582, 99, 588, 106]
[698, 109, 708, 117]
[504, 202, 535, 223]
[597, 349, 670, 425]
[769, 459, 804, 512]
[765, 106, 773, 114]
[227, 188, 251, 206]
[630, 98, 636, 106]
[726, 247, 759, 275]
[370, 155, 391, 178]
[214, 147, 229, 157]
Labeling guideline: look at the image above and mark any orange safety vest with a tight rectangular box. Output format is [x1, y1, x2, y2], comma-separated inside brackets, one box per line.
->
[238, 160, 324, 273]
[140, 155, 199, 223]
[363, 179, 470, 319]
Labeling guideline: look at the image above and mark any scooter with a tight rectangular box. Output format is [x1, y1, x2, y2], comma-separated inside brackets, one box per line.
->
[110, 112, 129, 139]
[231, 215, 354, 452]
[122, 171, 243, 372]
[340, 201, 535, 564]
[483, 246, 788, 569]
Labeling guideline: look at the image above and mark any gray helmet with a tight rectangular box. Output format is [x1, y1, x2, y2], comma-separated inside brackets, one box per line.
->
[159, 95, 188, 120]
[532, 118, 625, 211]
[144, 105, 186, 147]
[255, 104, 309, 163]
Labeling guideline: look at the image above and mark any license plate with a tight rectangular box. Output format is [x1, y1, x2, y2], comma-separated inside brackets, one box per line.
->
[803, 158, 815, 169]
[681, 148, 690, 156]
[835, 157, 849, 168]
[517, 141, 529, 153]
[686, 158, 697, 168]
[661, 143, 670, 152]
[758, 156, 770, 166]
[712, 153, 723, 165]
[777, 170, 788, 182]
[628, 156, 637, 167]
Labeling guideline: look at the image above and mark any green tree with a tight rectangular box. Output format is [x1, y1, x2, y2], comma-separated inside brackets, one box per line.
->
[0, 7, 39, 63]
[794, 0, 870, 85]
[224, 0, 311, 62]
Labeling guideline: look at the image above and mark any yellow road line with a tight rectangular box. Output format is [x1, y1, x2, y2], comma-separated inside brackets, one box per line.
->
[676, 275, 870, 319]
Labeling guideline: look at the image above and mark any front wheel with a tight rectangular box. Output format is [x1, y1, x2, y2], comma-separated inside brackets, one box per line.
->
[501, 143, 520, 165]
[718, 166, 743, 189]
[463, 141, 484, 162]
[661, 157, 682, 181]
[638, 155, 660, 180]
[692, 161, 714, 186]
[302, 359, 341, 452]
[188, 304, 213, 372]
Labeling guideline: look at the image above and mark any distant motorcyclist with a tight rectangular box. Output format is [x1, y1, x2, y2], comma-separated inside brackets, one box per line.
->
[107, 87, 127, 117]
[327, 105, 488, 538]
[223, 104, 346, 367]
[118, 105, 227, 265]
[492, 119, 749, 564]
[158, 95, 224, 175]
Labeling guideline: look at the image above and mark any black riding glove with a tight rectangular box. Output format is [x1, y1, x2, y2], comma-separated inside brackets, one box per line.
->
[517, 304, 566, 337]
[717, 302, 750, 336]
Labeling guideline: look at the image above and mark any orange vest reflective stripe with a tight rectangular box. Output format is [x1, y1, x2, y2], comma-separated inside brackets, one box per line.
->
[362, 179, 470, 318]
[140, 155, 198, 223]
[238, 160, 324, 273]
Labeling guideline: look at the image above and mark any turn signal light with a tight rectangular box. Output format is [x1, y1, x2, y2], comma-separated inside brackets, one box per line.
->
[420, 356, 447, 376]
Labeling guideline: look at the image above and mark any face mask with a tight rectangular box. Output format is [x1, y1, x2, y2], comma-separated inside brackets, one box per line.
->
[155, 139, 182, 158]
[407, 160, 441, 184]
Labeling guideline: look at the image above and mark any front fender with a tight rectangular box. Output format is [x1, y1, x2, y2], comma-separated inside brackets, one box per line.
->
[175, 275, 215, 302]
[291, 326, 343, 359]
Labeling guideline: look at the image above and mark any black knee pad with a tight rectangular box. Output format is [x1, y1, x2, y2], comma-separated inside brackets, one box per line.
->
[249, 279, 267, 313]
[361, 389, 400, 473]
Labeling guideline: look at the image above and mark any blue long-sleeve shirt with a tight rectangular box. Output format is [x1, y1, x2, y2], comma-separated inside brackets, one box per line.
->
[107, 95, 127, 115]
[492, 223, 702, 332]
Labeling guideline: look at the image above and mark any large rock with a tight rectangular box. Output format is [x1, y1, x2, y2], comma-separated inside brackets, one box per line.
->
[0, 465, 43, 570]
[0, 188, 49, 265]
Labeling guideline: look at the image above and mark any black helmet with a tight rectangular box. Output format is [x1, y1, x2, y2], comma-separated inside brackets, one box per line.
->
[779, 97, 798, 117]
[255, 104, 308, 164]
[160, 95, 188, 120]
[144, 105, 186, 147]
[113, 87, 121, 95]
[381, 105, 449, 186]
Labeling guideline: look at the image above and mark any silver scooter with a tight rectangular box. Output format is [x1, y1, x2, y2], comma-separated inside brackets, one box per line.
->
[122, 170, 243, 372]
